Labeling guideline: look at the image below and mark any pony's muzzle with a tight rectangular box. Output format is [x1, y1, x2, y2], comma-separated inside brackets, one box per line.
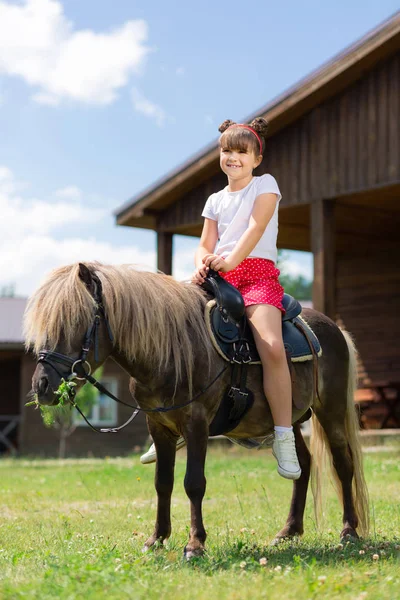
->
[33, 374, 57, 405]
[37, 376, 49, 397]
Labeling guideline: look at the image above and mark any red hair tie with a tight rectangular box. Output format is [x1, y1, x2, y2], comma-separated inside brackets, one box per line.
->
[227, 124, 263, 154]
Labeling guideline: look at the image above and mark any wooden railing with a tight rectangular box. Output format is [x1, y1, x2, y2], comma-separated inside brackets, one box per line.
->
[355, 382, 400, 429]
[0, 415, 21, 454]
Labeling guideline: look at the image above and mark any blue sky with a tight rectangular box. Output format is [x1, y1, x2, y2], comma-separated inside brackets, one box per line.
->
[0, 0, 398, 296]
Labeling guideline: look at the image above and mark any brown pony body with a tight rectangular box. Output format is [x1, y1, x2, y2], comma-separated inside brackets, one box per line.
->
[25, 262, 369, 558]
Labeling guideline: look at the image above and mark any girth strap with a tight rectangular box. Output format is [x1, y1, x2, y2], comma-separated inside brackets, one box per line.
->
[228, 362, 250, 421]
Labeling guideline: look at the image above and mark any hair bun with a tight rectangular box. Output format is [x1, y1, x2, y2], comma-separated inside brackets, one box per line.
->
[249, 117, 269, 138]
[218, 119, 236, 133]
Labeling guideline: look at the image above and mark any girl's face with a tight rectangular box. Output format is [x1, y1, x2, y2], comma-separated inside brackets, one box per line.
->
[220, 145, 262, 182]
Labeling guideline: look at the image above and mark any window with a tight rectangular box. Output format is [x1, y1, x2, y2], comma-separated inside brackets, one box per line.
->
[74, 376, 118, 427]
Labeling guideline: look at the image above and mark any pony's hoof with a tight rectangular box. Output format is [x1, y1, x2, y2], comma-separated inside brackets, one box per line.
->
[142, 537, 164, 553]
[340, 530, 358, 544]
[183, 546, 204, 560]
[270, 528, 302, 546]
[270, 536, 285, 546]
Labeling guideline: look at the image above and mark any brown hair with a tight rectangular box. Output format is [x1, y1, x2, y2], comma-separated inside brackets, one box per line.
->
[218, 117, 269, 155]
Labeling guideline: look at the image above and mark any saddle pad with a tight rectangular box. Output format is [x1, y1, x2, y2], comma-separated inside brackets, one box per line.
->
[283, 315, 322, 362]
[205, 300, 322, 364]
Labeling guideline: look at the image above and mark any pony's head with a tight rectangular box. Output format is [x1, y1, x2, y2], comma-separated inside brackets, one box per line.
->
[24, 263, 113, 405]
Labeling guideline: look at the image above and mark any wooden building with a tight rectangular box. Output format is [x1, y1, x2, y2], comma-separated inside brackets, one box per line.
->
[0, 298, 149, 456]
[116, 13, 400, 429]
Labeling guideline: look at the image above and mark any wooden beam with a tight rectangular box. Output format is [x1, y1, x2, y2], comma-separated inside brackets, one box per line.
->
[311, 199, 336, 318]
[157, 232, 173, 275]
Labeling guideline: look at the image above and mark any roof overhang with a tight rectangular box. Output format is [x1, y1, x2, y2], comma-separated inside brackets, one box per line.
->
[115, 12, 400, 231]
[0, 343, 24, 352]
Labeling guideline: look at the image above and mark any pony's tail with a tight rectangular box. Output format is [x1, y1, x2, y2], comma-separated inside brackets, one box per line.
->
[310, 330, 369, 537]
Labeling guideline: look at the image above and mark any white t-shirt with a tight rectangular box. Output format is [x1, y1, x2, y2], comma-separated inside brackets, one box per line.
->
[201, 174, 282, 264]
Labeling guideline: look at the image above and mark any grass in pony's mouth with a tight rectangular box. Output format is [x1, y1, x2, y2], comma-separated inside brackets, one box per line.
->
[25, 397, 39, 407]
[25, 389, 39, 408]
[25, 378, 77, 408]
[25, 378, 77, 426]
[53, 378, 77, 405]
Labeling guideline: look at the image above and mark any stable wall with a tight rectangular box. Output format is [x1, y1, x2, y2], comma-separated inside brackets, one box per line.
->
[336, 244, 400, 384]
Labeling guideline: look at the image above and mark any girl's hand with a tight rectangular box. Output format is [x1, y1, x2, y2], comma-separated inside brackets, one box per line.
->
[191, 264, 209, 285]
[202, 254, 234, 273]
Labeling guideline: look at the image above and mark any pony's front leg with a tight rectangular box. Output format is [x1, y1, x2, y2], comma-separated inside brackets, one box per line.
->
[182, 412, 208, 559]
[143, 418, 177, 551]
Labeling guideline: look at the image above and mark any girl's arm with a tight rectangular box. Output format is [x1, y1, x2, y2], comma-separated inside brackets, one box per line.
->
[195, 218, 218, 268]
[204, 193, 278, 271]
[192, 218, 218, 283]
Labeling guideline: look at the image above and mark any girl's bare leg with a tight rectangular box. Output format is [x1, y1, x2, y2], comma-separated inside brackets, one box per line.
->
[246, 304, 292, 426]
[246, 303, 300, 480]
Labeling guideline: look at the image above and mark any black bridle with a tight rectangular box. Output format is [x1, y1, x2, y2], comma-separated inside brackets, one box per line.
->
[37, 283, 228, 433]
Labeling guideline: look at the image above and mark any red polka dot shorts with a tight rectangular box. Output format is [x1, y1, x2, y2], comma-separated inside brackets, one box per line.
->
[219, 258, 285, 313]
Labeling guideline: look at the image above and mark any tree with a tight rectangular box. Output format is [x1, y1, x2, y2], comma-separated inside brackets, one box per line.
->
[41, 367, 103, 458]
[0, 283, 16, 297]
[277, 251, 313, 300]
[279, 273, 312, 300]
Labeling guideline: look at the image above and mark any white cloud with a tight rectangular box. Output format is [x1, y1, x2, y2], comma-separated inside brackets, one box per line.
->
[0, 0, 150, 105]
[0, 166, 156, 296]
[0, 165, 14, 192]
[0, 170, 105, 242]
[55, 185, 82, 199]
[1, 234, 157, 297]
[31, 92, 59, 106]
[131, 87, 167, 127]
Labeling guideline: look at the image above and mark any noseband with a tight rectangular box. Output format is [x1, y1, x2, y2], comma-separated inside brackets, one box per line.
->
[36, 279, 228, 433]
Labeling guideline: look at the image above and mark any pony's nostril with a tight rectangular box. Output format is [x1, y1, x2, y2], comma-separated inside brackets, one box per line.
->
[38, 376, 49, 396]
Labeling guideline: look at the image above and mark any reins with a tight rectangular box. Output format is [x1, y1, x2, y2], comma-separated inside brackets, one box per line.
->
[37, 282, 229, 433]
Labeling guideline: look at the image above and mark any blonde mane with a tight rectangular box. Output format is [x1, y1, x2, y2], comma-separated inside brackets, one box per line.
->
[24, 262, 213, 393]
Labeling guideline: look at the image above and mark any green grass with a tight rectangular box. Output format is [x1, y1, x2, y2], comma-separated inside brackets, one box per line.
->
[0, 446, 399, 599]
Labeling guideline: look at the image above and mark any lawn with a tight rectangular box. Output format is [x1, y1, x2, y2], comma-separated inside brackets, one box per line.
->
[0, 445, 399, 599]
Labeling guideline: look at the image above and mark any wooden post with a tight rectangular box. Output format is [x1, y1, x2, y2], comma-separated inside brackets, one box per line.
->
[157, 232, 173, 275]
[311, 199, 336, 319]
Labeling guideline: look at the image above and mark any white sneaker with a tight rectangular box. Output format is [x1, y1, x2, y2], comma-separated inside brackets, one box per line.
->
[272, 431, 301, 480]
[140, 436, 186, 464]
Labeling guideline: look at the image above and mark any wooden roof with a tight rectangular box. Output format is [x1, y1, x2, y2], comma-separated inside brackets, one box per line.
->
[115, 11, 400, 230]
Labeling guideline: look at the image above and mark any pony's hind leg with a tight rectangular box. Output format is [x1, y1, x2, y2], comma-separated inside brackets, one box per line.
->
[313, 413, 360, 541]
[182, 408, 209, 559]
[311, 330, 369, 541]
[272, 422, 311, 544]
[143, 418, 177, 551]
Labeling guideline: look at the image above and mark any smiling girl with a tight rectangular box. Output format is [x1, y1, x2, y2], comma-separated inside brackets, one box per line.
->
[141, 117, 301, 480]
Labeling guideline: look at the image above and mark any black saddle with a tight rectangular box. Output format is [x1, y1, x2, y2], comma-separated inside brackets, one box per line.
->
[202, 270, 319, 365]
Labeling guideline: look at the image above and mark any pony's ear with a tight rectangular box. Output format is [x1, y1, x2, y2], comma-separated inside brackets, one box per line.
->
[78, 263, 93, 288]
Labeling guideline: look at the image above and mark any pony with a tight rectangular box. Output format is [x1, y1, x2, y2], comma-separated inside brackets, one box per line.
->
[24, 262, 369, 558]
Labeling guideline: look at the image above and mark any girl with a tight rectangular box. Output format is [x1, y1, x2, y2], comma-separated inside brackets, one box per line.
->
[141, 118, 301, 480]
